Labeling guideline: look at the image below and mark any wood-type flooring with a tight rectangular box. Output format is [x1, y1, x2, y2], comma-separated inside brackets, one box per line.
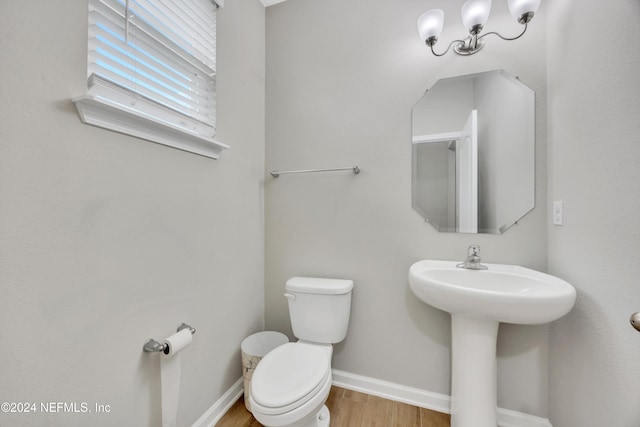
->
[215, 386, 450, 427]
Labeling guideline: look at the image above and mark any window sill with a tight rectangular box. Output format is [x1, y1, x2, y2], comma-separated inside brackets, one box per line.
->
[73, 79, 228, 159]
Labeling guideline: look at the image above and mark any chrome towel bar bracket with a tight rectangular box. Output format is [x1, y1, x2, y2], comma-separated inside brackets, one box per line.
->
[143, 323, 196, 353]
[270, 166, 360, 178]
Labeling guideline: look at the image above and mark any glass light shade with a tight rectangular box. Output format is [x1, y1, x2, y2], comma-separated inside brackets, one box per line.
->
[417, 9, 444, 42]
[507, 0, 541, 20]
[461, 0, 492, 32]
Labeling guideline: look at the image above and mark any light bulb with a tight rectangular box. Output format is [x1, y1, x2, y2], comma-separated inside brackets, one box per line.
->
[507, 0, 540, 23]
[461, 0, 492, 34]
[417, 9, 444, 45]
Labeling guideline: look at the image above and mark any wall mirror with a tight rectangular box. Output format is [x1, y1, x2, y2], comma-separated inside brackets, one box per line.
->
[411, 69, 535, 234]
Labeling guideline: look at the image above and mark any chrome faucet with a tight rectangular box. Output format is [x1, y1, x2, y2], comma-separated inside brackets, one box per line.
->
[456, 245, 488, 270]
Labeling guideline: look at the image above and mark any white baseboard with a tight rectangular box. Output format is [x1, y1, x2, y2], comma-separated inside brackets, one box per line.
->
[194, 370, 552, 427]
[332, 369, 553, 427]
[191, 377, 243, 427]
[497, 407, 553, 427]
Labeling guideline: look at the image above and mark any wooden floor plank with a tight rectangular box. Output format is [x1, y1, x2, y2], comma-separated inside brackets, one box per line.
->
[392, 401, 421, 427]
[361, 395, 394, 427]
[330, 397, 366, 427]
[420, 407, 451, 427]
[342, 388, 369, 404]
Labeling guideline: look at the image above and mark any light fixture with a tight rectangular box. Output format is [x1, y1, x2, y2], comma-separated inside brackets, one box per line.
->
[417, 0, 540, 56]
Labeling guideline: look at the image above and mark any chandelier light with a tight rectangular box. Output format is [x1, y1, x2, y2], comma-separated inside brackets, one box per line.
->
[417, 0, 541, 56]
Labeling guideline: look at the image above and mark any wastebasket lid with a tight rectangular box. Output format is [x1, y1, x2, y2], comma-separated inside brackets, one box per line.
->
[250, 342, 332, 410]
[241, 331, 289, 356]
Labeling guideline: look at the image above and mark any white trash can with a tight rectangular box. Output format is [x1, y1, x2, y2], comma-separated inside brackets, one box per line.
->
[241, 331, 289, 413]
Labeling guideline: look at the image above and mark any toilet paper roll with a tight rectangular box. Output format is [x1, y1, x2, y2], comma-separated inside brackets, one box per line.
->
[161, 329, 192, 427]
[163, 329, 192, 358]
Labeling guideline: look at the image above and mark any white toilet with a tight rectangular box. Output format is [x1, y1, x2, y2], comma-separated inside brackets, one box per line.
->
[249, 277, 354, 427]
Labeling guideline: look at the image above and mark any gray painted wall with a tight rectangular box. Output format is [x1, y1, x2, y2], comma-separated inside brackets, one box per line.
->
[265, 0, 550, 417]
[0, 0, 265, 426]
[547, 1, 640, 426]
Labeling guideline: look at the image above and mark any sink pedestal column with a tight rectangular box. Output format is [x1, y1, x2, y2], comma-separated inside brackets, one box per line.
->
[450, 314, 499, 427]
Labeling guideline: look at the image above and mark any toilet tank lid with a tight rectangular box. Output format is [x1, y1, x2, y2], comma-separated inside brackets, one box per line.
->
[286, 277, 354, 295]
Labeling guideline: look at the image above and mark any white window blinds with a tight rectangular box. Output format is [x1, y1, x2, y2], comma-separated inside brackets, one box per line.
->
[74, 0, 228, 159]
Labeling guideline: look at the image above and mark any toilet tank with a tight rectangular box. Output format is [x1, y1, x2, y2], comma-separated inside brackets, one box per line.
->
[285, 277, 354, 344]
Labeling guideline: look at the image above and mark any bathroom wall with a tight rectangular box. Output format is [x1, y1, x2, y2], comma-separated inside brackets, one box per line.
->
[0, 0, 265, 426]
[547, 1, 640, 426]
[265, 0, 550, 417]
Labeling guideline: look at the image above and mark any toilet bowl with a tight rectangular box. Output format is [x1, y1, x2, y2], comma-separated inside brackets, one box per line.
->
[248, 277, 353, 427]
[249, 342, 332, 427]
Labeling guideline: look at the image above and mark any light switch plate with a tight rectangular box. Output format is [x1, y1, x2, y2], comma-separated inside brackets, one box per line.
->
[553, 201, 563, 226]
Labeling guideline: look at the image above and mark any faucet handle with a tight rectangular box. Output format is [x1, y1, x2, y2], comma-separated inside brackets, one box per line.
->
[468, 245, 481, 256]
[458, 245, 488, 270]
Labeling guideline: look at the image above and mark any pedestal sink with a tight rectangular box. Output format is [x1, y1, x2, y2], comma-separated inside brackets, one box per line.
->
[408, 260, 576, 427]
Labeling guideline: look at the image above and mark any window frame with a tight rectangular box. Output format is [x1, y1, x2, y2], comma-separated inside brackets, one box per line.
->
[73, 0, 227, 159]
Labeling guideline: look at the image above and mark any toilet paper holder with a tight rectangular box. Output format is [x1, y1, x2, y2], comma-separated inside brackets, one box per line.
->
[143, 323, 196, 353]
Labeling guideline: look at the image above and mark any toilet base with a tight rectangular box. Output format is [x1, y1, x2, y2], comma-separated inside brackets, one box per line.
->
[296, 405, 329, 427]
[318, 405, 330, 427]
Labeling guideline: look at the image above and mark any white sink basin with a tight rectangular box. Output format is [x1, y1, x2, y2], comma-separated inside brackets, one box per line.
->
[408, 259, 576, 427]
[409, 259, 576, 324]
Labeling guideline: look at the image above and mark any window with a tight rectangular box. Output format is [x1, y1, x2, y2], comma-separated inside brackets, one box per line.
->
[73, 0, 227, 159]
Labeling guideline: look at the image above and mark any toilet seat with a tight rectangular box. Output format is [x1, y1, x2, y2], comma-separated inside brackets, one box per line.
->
[251, 342, 332, 415]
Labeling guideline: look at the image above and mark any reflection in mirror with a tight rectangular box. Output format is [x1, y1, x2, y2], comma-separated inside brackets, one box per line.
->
[412, 70, 535, 234]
